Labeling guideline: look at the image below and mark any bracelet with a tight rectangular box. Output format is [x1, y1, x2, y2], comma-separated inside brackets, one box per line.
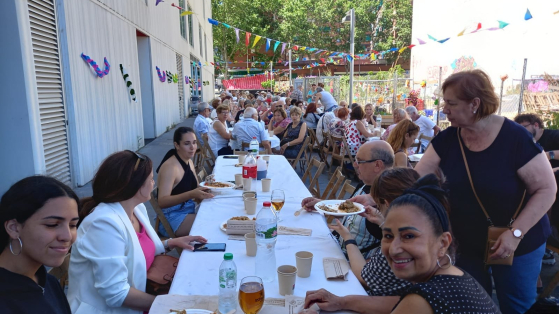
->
[287, 142, 290, 147]
[344, 239, 358, 247]
[164, 238, 172, 250]
[550, 151, 555, 160]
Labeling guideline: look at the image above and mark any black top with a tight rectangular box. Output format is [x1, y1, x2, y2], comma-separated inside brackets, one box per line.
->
[538, 129, 559, 168]
[170, 149, 198, 196]
[362, 248, 411, 296]
[0, 266, 71, 314]
[396, 271, 500, 313]
[431, 119, 549, 258]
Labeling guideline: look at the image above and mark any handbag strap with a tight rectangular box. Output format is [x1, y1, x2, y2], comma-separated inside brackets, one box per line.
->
[457, 128, 526, 226]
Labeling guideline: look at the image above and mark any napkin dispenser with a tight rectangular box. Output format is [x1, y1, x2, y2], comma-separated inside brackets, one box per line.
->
[225, 220, 255, 235]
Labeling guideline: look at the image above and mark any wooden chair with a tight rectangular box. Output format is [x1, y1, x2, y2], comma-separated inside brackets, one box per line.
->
[197, 168, 207, 183]
[321, 131, 332, 168]
[286, 136, 311, 172]
[416, 134, 434, 154]
[49, 253, 70, 289]
[308, 128, 328, 167]
[301, 157, 325, 198]
[233, 150, 248, 155]
[201, 133, 216, 172]
[336, 180, 357, 199]
[150, 189, 183, 255]
[320, 167, 346, 200]
[193, 133, 208, 172]
[330, 134, 357, 177]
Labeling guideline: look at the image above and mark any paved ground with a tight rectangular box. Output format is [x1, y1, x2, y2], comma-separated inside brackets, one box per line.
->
[73, 116, 559, 300]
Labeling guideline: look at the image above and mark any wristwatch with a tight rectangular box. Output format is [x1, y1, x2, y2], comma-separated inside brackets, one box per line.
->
[550, 151, 555, 160]
[345, 239, 358, 247]
[510, 228, 524, 239]
[164, 238, 173, 250]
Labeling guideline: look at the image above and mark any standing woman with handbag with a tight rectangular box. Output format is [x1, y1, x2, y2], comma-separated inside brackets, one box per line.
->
[415, 70, 556, 314]
[68, 151, 207, 314]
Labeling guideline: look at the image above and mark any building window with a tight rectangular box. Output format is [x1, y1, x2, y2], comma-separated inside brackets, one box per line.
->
[179, 0, 186, 40]
[204, 34, 208, 60]
[199, 24, 203, 56]
[188, 5, 193, 47]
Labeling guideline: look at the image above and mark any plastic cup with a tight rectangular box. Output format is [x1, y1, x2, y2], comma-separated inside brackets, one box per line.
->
[261, 178, 271, 192]
[268, 131, 274, 137]
[243, 178, 252, 191]
[295, 251, 313, 278]
[245, 233, 256, 257]
[242, 191, 256, 200]
[238, 154, 246, 164]
[244, 197, 258, 215]
[235, 174, 243, 186]
[263, 156, 270, 162]
[277, 265, 297, 296]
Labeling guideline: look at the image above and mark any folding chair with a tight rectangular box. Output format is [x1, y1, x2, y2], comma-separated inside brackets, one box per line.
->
[320, 167, 346, 200]
[308, 128, 328, 166]
[49, 253, 70, 289]
[285, 137, 311, 173]
[197, 168, 207, 183]
[330, 135, 356, 177]
[201, 133, 216, 172]
[150, 189, 182, 255]
[416, 134, 434, 154]
[321, 131, 332, 168]
[301, 157, 325, 198]
[336, 180, 357, 199]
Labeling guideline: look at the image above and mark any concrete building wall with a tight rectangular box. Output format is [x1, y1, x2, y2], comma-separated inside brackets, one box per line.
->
[410, 0, 559, 91]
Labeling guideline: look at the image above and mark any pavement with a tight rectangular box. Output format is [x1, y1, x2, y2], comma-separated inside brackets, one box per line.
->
[73, 115, 559, 301]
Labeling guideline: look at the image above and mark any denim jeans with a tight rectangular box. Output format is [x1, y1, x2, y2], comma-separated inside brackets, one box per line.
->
[456, 243, 545, 314]
[158, 200, 196, 237]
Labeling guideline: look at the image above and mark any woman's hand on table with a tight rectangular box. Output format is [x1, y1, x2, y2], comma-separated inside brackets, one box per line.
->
[329, 219, 352, 240]
[303, 289, 343, 312]
[301, 197, 320, 212]
[489, 230, 521, 260]
[359, 205, 384, 226]
[192, 187, 215, 200]
[169, 236, 207, 250]
[348, 193, 375, 207]
[280, 143, 288, 153]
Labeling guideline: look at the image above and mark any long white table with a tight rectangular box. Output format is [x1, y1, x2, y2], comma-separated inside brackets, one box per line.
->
[170, 155, 367, 311]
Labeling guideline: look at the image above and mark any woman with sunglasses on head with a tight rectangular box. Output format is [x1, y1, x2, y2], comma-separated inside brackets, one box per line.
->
[68, 150, 207, 314]
[157, 127, 214, 237]
[0, 176, 79, 314]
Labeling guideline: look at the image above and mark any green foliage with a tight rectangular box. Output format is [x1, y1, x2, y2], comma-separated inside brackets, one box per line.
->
[261, 80, 275, 89]
[539, 111, 559, 130]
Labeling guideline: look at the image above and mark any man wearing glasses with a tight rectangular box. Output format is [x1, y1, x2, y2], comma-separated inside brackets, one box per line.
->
[300, 141, 395, 258]
[194, 102, 212, 146]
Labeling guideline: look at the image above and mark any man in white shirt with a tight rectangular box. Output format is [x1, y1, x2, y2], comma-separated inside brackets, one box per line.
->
[405, 106, 440, 152]
[233, 107, 272, 154]
[194, 102, 212, 146]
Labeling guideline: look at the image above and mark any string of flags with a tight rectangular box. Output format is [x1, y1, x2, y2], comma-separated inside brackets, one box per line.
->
[206, 7, 558, 66]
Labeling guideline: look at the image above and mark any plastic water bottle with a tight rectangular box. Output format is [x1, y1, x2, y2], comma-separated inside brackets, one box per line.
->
[249, 136, 259, 155]
[218, 253, 237, 314]
[376, 115, 382, 125]
[255, 201, 277, 282]
[242, 152, 257, 179]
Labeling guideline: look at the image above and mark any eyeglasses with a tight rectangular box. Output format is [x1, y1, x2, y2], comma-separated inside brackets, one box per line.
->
[355, 158, 384, 165]
[127, 150, 146, 171]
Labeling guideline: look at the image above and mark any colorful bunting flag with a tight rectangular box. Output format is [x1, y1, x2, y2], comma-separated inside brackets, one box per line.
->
[498, 21, 509, 29]
[438, 38, 450, 43]
[180, 11, 193, 16]
[398, 47, 406, 53]
[408, 45, 416, 49]
[235, 28, 240, 43]
[223, 23, 231, 28]
[346, 54, 353, 62]
[265, 38, 271, 51]
[457, 28, 465, 36]
[371, 53, 376, 61]
[274, 41, 280, 52]
[428, 34, 437, 41]
[252, 35, 261, 48]
[525, 9, 532, 20]
[208, 18, 219, 25]
[245, 32, 251, 47]
[281, 43, 287, 54]
[471, 23, 482, 33]
[417, 38, 426, 45]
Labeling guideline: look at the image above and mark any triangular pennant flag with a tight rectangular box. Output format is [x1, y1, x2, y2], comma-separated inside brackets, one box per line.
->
[300, 47, 307, 51]
[208, 18, 219, 26]
[428, 34, 437, 41]
[346, 54, 353, 62]
[417, 38, 426, 45]
[222, 23, 231, 28]
[498, 20, 509, 29]
[471, 23, 482, 33]
[398, 47, 407, 53]
[320, 58, 326, 63]
[245, 32, 251, 47]
[252, 35, 261, 48]
[265, 38, 271, 52]
[457, 28, 466, 36]
[525, 9, 532, 20]
[438, 38, 450, 43]
[274, 41, 280, 52]
[235, 29, 240, 43]
[181, 11, 194, 16]
[293, 46, 299, 51]
[371, 53, 376, 61]
[281, 43, 287, 54]
[408, 44, 416, 49]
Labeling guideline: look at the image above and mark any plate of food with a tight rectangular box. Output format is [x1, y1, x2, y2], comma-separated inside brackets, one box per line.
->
[200, 181, 235, 189]
[168, 310, 215, 314]
[221, 216, 256, 232]
[314, 200, 365, 216]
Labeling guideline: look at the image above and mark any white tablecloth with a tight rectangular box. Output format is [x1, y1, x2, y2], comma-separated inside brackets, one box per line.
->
[170, 156, 367, 312]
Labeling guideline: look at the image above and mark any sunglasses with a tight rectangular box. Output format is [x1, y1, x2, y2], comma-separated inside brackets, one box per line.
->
[127, 150, 146, 171]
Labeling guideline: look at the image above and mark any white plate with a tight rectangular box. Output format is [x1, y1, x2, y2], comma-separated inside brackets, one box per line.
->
[168, 310, 215, 314]
[200, 181, 235, 189]
[220, 220, 227, 232]
[409, 154, 424, 162]
[314, 200, 365, 216]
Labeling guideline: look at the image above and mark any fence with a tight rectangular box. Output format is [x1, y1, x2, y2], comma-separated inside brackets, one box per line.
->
[293, 76, 341, 103]
[351, 78, 411, 113]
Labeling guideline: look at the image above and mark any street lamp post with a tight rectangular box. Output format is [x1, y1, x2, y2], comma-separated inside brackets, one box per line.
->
[343, 9, 355, 104]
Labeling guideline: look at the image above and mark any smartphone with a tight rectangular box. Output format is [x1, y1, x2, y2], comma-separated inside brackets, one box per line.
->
[223, 155, 239, 159]
[193, 243, 226, 252]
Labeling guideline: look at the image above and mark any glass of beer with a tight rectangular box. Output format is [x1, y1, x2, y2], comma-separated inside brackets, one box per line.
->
[239, 276, 265, 314]
[271, 189, 285, 221]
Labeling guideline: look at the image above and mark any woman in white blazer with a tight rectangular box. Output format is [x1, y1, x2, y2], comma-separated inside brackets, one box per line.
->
[67, 151, 207, 314]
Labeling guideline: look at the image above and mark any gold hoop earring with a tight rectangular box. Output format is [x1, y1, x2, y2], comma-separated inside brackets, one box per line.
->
[9, 237, 23, 256]
[436, 253, 453, 269]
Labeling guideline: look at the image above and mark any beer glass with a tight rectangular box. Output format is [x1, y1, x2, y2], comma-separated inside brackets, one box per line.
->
[238, 276, 265, 314]
[271, 189, 285, 221]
